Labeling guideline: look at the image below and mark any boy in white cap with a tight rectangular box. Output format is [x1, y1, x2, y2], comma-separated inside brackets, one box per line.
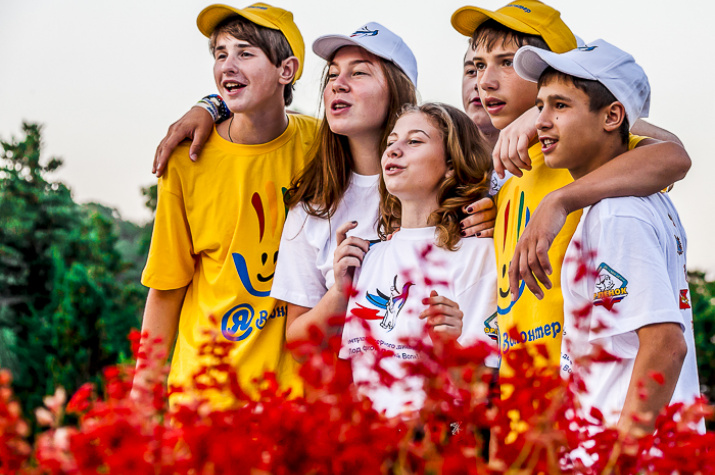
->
[514, 40, 704, 436]
[136, 3, 318, 407]
[451, 0, 690, 381]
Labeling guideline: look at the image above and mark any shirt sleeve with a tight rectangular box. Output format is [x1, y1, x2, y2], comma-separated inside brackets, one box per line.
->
[583, 204, 684, 357]
[141, 176, 195, 290]
[271, 206, 328, 308]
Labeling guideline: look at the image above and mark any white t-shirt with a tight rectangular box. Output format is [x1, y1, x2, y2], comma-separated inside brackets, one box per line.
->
[561, 194, 703, 431]
[271, 173, 380, 307]
[339, 227, 498, 417]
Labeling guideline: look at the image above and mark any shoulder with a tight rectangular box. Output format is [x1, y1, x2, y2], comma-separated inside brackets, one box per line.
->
[288, 113, 320, 138]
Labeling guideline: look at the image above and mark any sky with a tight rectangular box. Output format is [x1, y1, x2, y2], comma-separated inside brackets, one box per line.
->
[2, 0, 714, 276]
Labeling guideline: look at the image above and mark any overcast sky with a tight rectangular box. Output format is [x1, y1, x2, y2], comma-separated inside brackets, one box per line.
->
[2, 0, 714, 276]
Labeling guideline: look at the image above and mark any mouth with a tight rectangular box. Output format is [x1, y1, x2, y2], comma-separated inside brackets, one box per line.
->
[383, 162, 405, 175]
[539, 136, 558, 153]
[471, 97, 483, 107]
[257, 272, 274, 282]
[223, 80, 247, 93]
[330, 100, 351, 112]
[483, 97, 506, 114]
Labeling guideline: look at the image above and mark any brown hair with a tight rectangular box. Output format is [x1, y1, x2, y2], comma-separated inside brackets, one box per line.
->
[470, 19, 549, 53]
[284, 51, 417, 218]
[210, 16, 296, 106]
[538, 68, 630, 144]
[378, 103, 493, 251]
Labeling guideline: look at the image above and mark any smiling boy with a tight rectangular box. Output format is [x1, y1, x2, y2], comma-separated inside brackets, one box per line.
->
[514, 39, 703, 437]
[136, 3, 318, 407]
[451, 0, 690, 377]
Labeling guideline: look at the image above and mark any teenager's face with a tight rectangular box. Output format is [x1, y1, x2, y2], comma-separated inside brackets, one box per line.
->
[474, 40, 538, 130]
[535, 77, 606, 179]
[212, 32, 284, 114]
[382, 112, 448, 204]
[323, 46, 390, 140]
[462, 45, 496, 135]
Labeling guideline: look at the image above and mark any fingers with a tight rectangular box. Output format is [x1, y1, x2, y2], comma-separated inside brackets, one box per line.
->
[420, 291, 463, 337]
[189, 126, 211, 162]
[460, 218, 496, 237]
[517, 134, 532, 170]
[460, 197, 496, 237]
[335, 221, 359, 246]
[154, 133, 176, 177]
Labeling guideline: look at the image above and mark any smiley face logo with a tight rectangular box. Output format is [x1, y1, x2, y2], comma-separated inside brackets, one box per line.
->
[497, 189, 530, 315]
[231, 181, 288, 298]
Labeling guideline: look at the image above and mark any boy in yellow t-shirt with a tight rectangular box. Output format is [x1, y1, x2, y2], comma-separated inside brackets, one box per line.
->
[451, 0, 690, 377]
[136, 3, 318, 407]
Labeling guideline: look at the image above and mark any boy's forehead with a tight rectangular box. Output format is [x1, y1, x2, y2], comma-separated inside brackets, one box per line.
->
[472, 38, 520, 57]
[537, 76, 586, 101]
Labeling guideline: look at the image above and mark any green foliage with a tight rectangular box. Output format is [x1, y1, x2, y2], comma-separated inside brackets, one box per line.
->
[688, 270, 715, 397]
[0, 123, 147, 431]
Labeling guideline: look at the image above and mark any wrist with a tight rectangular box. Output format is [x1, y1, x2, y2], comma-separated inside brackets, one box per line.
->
[195, 94, 231, 123]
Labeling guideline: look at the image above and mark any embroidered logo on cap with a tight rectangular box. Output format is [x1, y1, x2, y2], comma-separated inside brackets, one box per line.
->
[351, 26, 379, 38]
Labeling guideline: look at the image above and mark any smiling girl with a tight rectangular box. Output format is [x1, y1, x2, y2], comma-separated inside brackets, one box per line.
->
[335, 103, 498, 416]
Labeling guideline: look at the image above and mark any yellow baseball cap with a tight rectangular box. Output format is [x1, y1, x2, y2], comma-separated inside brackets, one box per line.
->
[197, 3, 305, 81]
[451, 0, 576, 54]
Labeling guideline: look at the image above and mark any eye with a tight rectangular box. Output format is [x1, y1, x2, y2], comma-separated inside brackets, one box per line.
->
[215, 52, 227, 60]
[464, 67, 476, 77]
[555, 102, 567, 110]
[240, 51, 253, 58]
[407, 139, 422, 145]
[536, 104, 544, 112]
[386, 140, 396, 147]
[474, 62, 486, 71]
[353, 70, 368, 77]
[327, 71, 338, 80]
[502, 59, 513, 67]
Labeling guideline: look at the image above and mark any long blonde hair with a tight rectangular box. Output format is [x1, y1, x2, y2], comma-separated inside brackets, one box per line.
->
[378, 103, 493, 251]
[284, 54, 417, 218]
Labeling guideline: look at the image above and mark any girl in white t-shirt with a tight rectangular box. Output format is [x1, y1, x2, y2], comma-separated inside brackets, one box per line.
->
[272, 23, 419, 344]
[335, 103, 498, 416]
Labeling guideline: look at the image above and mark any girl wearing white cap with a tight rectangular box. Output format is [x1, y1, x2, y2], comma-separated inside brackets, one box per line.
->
[271, 22, 419, 346]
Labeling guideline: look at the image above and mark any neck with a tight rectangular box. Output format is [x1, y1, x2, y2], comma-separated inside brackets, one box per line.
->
[399, 197, 439, 229]
[480, 128, 499, 152]
[347, 133, 382, 176]
[220, 104, 288, 145]
[571, 140, 629, 180]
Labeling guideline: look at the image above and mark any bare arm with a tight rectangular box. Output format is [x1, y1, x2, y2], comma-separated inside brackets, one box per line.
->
[631, 119, 684, 148]
[509, 139, 691, 299]
[286, 221, 369, 346]
[618, 322, 687, 436]
[132, 287, 188, 392]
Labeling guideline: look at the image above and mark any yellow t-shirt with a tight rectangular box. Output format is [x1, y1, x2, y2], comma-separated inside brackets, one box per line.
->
[142, 114, 318, 407]
[494, 135, 646, 376]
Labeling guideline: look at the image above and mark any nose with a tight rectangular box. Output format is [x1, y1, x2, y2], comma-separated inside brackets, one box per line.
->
[332, 72, 349, 93]
[386, 141, 403, 158]
[221, 54, 237, 74]
[478, 65, 498, 91]
[535, 107, 551, 131]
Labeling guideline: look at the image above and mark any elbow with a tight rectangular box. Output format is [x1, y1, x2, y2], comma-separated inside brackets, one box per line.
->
[667, 142, 691, 182]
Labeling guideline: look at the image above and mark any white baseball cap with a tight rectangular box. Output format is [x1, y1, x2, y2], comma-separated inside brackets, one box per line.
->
[312, 22, 418, 86]
[514, 39, 651, 127]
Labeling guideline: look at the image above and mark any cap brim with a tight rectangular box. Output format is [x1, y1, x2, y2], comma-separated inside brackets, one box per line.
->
[197, 4, 277, 37]
[451, 6, 540, 38]
[312, 35, 381, 62]
[514, 46, 596, 83]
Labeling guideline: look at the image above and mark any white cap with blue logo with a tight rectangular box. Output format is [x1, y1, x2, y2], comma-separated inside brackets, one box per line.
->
[514, 39, 651, 128]
[312, 22, 418, 87]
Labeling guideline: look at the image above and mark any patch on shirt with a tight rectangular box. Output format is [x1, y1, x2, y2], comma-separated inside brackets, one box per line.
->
[593, 263, 628, 309]
[363, 275, 415, 332]
[483, 312, 498, 342]
[675, 235, 684, 255]
[679, 289, 691, 309]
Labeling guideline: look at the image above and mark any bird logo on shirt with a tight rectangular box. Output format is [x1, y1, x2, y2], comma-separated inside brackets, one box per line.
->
[365, 275, 414, 332]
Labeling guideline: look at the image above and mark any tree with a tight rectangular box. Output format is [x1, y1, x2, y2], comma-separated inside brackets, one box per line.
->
[0, 123, 144, 431]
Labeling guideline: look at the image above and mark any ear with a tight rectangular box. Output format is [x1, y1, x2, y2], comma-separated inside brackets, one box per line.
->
[445, 166, 455, 180]
[603, 101, 626, 132]
[278, 56, 299, 85]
